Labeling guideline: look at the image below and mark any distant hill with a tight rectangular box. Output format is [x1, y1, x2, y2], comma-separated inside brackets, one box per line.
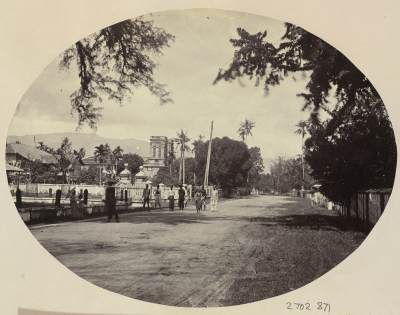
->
[6, 132, 150, 157]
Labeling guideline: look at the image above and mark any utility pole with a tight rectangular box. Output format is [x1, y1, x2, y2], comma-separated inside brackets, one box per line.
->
[204, 121, 213, 188]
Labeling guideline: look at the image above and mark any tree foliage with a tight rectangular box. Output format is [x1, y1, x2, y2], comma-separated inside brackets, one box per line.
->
[214, 23, 379, 117]
[176, 129, 191, 183]
[60, 17, 175, 130]
[254, 173, 272, 192]
[29, 160, 58, 184]
[93, 143, 111, 165]
[79, 165, 100, 185]
[214, 22, 396, 201]
[192, 134, 205, 155]
[37, 137, 85, 184]
[238, 118, 255, 143]
[248, 147, 264, 187]
[305, 96, 396, 203]
[269, 156, 315, 193]
[195, 137, 252, 190]
[117, 153, 144, 176]
[152, 166, 180, 187]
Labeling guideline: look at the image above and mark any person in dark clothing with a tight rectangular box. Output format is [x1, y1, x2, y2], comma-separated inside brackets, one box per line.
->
[143, 184, 151, 211]
[105, 180, 119, 222]
[201, 185, 207, 211]
[178, 184, 185, 210]
[194, 188, 202, 213]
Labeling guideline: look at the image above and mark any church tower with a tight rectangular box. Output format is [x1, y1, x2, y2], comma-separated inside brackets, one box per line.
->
[142, 136, 176, 178]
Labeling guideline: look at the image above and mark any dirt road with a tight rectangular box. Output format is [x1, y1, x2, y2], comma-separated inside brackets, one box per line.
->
[30, 195, 366, 307]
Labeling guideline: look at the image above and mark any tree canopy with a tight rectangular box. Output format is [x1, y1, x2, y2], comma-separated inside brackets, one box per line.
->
[214, 23, 380, 119]
[36, 137, 86, 184]
[248, 147, 264, 187]
[214, 22, 396, 201]
[304, 96, 396, 203]
[60, 17, 175, 130]
[117, 153, 144, 176]
[195, 137, 252, 190]
[269, 155, 315, 193]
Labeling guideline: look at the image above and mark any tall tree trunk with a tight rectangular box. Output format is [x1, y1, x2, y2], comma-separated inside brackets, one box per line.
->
[183, 152, 185, 185]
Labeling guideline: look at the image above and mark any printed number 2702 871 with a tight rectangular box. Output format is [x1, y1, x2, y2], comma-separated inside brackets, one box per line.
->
[286, 302, 330, 312]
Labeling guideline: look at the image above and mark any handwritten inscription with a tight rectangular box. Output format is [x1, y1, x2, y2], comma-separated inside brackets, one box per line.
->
[286, 302, 330, 312]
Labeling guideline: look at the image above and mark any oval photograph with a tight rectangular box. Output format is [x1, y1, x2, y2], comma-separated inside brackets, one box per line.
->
[5, 9, 396, 307]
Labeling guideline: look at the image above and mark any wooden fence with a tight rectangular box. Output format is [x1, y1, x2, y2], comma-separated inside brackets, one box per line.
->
[290, 188, 391, 233]
[332, 188, 391, 233]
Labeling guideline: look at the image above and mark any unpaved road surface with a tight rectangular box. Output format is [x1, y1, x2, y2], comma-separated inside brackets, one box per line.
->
[30, 195, 366, 307]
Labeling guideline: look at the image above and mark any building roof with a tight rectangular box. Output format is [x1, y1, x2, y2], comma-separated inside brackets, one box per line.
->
[6, 143, 59, 165]
[5, 163, 24, 172]
[81, 155, 113, 166]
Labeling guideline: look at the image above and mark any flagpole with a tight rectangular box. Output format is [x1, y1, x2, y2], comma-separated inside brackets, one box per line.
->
[204, 121, 213, 188]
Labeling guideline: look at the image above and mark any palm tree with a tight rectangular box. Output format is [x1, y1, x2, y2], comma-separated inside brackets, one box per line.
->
[111, 146, 124, 178]
[238, 118, 255, 144]
[37, 141, 46, 151]
[294, 120, 309, 190]
[60, 137, 72, 154]
[73, 148, 86, 160]
[94, 143, 111, 184]
[166, 151, 176, 175]
[176, 129, 191, 184]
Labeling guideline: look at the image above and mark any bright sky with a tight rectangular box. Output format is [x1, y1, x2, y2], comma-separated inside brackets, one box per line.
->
[8, 8, 326, 159]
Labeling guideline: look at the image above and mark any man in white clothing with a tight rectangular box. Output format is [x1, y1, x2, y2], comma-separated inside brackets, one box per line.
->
[210, 186, 219, 212]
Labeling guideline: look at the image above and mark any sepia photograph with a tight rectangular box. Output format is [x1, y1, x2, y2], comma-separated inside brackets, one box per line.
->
[1, 1, 400, 314]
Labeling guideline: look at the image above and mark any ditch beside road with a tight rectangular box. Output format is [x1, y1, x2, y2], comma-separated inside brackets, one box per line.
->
[30, 195, 366, 307]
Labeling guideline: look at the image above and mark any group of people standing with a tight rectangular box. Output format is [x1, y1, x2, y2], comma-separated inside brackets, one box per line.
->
[70, 181, 221, 223]
[193, 185, 219, 213]
[167, 184, 188, 211]
[143, 184, 219, 213]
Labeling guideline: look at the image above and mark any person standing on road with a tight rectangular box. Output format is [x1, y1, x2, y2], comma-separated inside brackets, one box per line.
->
[168, 185, 175, 211]
[154, 185, 162, 209]
[194, 187, 202, 214]
[210, 186, 218, 212]
[77, 194, 85, 219]
[70, 190, 79, 219]
[143, 184, 151, 211]
[183, 184, 188, 208]
[178, 184, 185, 210]
[201, 185, 207, 211]
[105, 180, 119, 222]
[311, 192, 317, 209]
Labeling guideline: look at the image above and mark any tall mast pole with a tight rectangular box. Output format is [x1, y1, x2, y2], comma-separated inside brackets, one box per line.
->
[204, 121, 213, 188]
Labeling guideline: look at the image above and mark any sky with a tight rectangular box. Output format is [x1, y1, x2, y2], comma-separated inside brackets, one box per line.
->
[8, 8, 326, 159]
